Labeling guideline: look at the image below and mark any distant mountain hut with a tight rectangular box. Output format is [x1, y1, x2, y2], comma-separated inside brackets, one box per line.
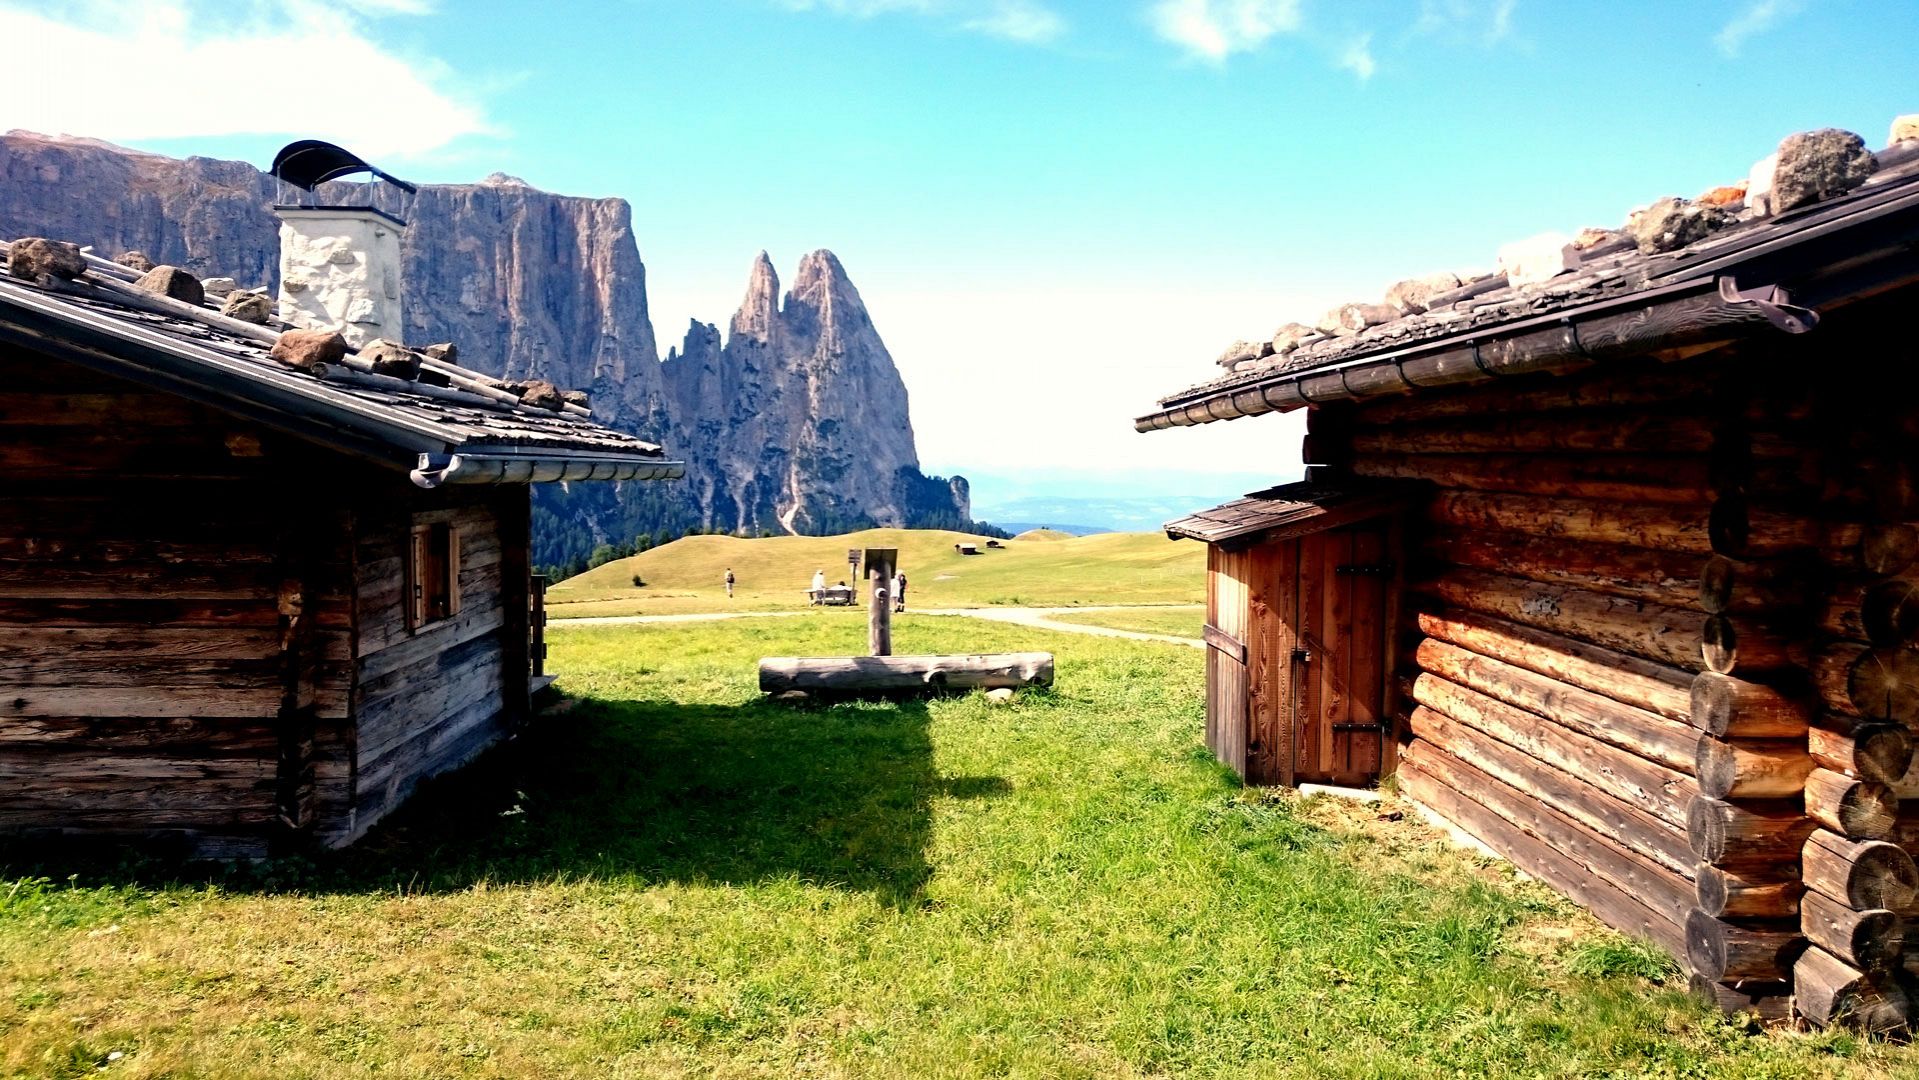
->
[0, 206, 680, 859]
[1139, 121, 1919, 1029]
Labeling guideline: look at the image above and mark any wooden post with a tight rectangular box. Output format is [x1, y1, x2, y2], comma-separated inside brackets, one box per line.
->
[865, 547, 897, 657]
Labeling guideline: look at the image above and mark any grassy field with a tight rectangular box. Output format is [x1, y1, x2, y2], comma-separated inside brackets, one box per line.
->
[546, 527, 1204, 618]
[2, 617, 1910, 1077]
[1049, 604, 1205, 639]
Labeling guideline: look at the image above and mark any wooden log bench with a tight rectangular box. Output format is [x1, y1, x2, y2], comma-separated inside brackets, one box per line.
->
[760, 653, 1054, 695]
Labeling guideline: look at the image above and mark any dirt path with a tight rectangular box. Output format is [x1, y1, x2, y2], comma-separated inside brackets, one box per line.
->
[555, 605, 1204, 647]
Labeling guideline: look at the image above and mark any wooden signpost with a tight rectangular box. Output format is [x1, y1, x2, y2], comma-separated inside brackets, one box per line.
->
[866, 547, 896, 657]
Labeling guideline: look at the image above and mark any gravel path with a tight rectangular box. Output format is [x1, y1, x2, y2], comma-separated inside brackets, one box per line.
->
[554, 605, 1204, 648]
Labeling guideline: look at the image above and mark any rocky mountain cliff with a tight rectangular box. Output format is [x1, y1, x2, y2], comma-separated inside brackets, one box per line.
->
[0, 132, 974, 568]
[664, 250, 957, 535]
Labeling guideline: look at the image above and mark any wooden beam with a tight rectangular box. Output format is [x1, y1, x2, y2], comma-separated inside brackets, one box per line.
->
[759, 653, 1055, 694]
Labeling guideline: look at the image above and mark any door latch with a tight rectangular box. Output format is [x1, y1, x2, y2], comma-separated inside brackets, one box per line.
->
[1292, 648, 1311, 664]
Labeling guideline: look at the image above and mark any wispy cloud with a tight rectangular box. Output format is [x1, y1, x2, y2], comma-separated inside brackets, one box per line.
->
[1415, 0, 1517, 45]
[779, 0, 1067, 44]
[1147, 0, 1303, 63]
[0, 0, 491, 158]
[963, 1, 1065, 43]
[1335, 32, 1376, 80]
[1715, 0, 1805, 56]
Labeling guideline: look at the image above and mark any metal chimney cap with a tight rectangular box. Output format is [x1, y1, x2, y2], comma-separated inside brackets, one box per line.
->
[270, 139, 418, 194]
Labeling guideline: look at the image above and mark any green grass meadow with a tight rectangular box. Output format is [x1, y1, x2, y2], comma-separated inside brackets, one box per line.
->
[2, 618, 1912, 1077]
[546, 527, 1205, 617]
[1047, 604, 1206, 639]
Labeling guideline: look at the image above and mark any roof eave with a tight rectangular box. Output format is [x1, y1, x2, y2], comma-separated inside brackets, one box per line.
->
[1134, 277, 1808, 432]
[411, 450, 685, 488]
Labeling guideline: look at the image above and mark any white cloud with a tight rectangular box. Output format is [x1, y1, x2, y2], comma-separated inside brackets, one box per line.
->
[0, 0, 491, 159]
[1416, 0, 1518, 44]
[1715, 0, 1804, 56]
[1147, 0, 1302, 62]
[1336, 32, 1376, 80]
[963, 1, 1066, 43]
[779, 0, 1067, 44]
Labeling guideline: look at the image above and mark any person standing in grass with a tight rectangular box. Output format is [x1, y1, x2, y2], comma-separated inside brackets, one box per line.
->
[894, 569, 907, 612]
[724, 567, 735, 598]
[810, 568, 826, 605]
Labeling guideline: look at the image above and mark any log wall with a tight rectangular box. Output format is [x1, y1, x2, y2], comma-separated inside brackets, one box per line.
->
[1341, 344, 1854, 1022]
[0, 348, 533, 858]
[0, 348, 353, 858]
[343, 483, 528, 846]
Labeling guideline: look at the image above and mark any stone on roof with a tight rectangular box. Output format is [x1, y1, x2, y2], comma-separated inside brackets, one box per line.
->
[1159, 117, 1919, 427]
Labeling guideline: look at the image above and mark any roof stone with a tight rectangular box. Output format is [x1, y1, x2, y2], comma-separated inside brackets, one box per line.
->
[1166, 118, 1917, 406]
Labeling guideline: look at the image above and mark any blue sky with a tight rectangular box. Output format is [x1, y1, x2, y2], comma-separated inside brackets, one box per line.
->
[7, 0, 1918, 488]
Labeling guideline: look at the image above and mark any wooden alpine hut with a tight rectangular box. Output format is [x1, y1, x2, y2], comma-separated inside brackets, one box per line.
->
[0, 201, 681, 859]
[1138, 120, 1919, 1028]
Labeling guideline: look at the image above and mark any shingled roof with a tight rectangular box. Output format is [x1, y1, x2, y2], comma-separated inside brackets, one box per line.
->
[1164, 480, 1417, 546]
[1138, 121, 1919, 433]
[0, 241, 682, 487]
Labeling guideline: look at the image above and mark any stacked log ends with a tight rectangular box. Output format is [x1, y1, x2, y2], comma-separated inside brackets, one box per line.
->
[1804, 769, 1900, 841]
[1689, 672, 1811, 739]
[1687, 797, 1816, 870]
[1815, 644, 1919, 726]
[1809, 722, 1915, 785]
[1686, 909, 1805, 982]
[1695, 864, 1804, 919]
[1700, 613, 1799, 675]
[1795, 946, 1916, 1032]
[1801, 890, 1905, 975]
[1693, 735, 1812, 800]
[1802, 832, 1919, 912]
[1697, 555, 1809, 617]
[1857, 523, 1919, 579]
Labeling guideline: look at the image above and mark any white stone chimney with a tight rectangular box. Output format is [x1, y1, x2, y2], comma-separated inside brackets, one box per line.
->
[274, 205, 406, 348]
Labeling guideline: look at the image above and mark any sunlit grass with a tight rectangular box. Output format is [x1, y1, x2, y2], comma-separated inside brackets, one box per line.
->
[1047, 604, 1206, 639]
[0, 618, 1905, 1077]
[546, 527, 1205, 617]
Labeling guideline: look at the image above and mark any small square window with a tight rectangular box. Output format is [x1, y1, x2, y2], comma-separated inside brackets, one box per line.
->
[407, 521, 461, 630]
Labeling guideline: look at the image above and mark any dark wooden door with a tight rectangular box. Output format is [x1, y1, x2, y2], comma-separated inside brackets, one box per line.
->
[1245, 520, 1394, 787]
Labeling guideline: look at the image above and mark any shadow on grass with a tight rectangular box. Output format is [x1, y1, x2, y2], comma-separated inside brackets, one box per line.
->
[4, 693, 1005, 909]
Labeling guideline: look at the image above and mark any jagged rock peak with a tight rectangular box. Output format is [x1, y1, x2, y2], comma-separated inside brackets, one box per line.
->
[788, 248, 868, 330]
[732, 250, 782, 344]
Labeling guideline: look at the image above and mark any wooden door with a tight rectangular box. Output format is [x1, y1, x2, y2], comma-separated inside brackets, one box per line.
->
[1204, 546, 1251, 776]
[1244, 519, 1395, 787]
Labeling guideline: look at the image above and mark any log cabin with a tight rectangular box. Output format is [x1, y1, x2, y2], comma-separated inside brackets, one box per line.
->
[1138, 121, 1919, 1029]
[0, 210, 681, 860]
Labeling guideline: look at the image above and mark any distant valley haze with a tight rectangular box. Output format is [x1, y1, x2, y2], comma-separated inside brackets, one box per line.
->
[7, 0, 1916, 525]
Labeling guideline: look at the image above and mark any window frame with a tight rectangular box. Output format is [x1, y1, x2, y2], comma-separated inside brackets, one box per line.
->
[405, 520, 462, 631]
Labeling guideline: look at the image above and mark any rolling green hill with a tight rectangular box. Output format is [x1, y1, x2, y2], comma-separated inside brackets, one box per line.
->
[547, 527, 1203, 617]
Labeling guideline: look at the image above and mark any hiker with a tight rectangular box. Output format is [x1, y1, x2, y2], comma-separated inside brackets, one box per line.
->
[810, 568, 826, 605]
[724, 567, 735, 598]
[894, 570, 907, 612]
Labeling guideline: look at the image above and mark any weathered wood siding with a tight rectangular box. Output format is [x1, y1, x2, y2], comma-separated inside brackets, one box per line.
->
[1204, 546, 1250, 776]
[344, 483, 528, 844]
[0, 349, 353, 859]
[1346, 350, 1800, 980]
[1341, 303, 1919, 1022]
